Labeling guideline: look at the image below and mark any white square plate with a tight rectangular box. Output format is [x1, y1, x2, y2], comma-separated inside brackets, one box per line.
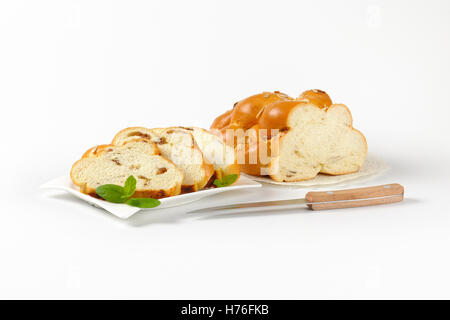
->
[40, 175, 261, 219]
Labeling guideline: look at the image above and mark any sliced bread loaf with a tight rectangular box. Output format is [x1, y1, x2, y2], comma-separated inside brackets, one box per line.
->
[112, 127, 214, 192]
[71, 140, 183, 198]
[210, 90, 367, 182]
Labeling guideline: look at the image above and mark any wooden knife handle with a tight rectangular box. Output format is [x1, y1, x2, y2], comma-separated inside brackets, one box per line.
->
[305, 183, 404, 210]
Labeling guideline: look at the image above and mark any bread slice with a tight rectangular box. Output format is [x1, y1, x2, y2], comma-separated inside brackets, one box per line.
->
[166, 126, 240, 181]
[71, 140, 183, 198]
[112, 127, 214, 192]
[264, 102, 367, 182]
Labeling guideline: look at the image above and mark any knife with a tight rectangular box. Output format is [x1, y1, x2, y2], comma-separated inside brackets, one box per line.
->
[188, 183, 404, 214]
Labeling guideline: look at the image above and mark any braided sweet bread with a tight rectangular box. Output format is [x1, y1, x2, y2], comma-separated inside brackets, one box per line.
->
[211, 90, 367, 182]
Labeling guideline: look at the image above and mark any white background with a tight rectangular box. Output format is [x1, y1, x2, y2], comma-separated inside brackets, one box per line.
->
[1, 0, 449, 299]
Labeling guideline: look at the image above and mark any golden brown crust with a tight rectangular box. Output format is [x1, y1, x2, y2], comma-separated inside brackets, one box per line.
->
[111, 126, 154, 145]
[83, 185, 182, 200]
[226, 101, 303, 177]
[70, 158, 86, 187]
[236, 125, 270, 176]
[72, 172, 182, 199]
[82, 138, 160, 160]
[210, 91, 292, 145]
[258, 100, 307, 137]
[239, 145, 266, 176]
[296, 89, 332, 109]
[210, 110, 232, 132]
[229, 91, 292, 129]
[81, 144, 111, 159]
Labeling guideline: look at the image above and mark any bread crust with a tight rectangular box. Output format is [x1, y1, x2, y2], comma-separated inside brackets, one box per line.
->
[211, 91, 292, 144]
[112, 126, 154, 144]
[82, 144, 110, 159]
[210, 109, 233, 132]
[296, 89, 332, 109]
[83, 139, 160, 159]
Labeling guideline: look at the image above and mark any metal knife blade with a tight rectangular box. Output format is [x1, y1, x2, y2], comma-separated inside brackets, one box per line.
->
[187, 198, 308, 214]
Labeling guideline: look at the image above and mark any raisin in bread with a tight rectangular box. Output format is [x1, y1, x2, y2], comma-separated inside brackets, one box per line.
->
[112, 127, 214, 192]
[71, 139, 183, 198]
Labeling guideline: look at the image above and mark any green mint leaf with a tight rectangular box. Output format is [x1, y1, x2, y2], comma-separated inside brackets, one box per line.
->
[213, 174, 238, 188]
[126, 198, 161, 208]
[222, 174, 238, 186]
[123, 175, 137, 198]
[96, 184, 127, 203]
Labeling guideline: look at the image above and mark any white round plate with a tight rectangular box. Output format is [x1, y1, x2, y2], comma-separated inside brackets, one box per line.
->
[243, 153, 388, 187]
